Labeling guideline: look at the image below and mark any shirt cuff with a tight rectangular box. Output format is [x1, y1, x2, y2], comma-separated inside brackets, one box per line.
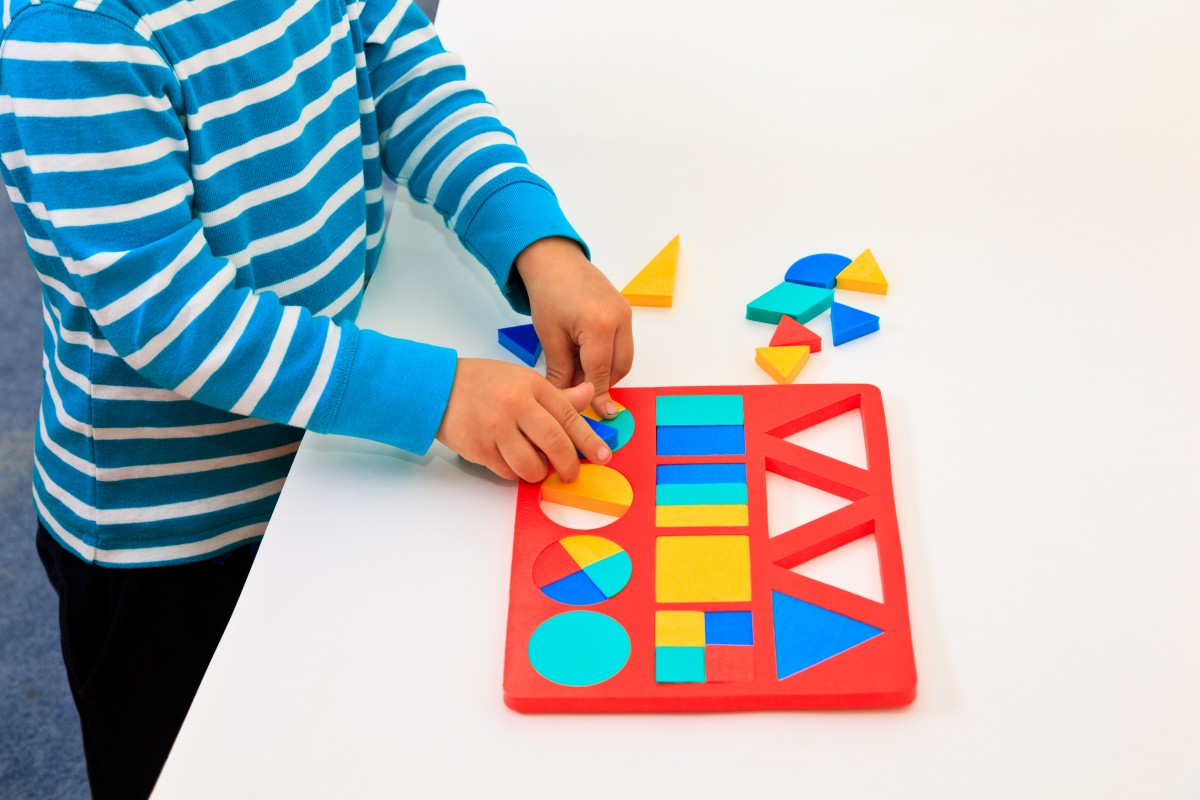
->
[458, 179, 590, 315]
[315, 327, 457, 455]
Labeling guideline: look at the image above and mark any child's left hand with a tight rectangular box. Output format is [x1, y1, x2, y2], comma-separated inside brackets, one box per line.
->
[515, 237, 634, 419]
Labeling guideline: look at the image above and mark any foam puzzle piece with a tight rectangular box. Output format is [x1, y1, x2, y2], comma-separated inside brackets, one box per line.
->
[559, 534, 623, 569]
[655, 503, 750, 528]
[656, 482, 749, 507]
[581, 551, 633, 598]
[830, 302, 880, 346]
[655, 646, 706, 683]
[770, 316, 822, 353]
[527, 611, 631, 687]
[581, 402, 635, 452]
[656, 463, 747, 485]
[541, 571, 609, 605]
[540, 464, 633, 517]
[532, 540, 585, 589]
[784, 253, 852, 289]
[621, 235, 679, 307]
[746, 282, 834, 325]
[756, 345, 810, 384]
[581, 417, 619, 451]
[705, 645, 756, 683]
[656, 425, 746, 456]
[498, 323, 542, 366]
[835, 248, 888, 294]
[656, 535, 752, 602]
[655, 610, 706, 647]
[505, 383, 917, 712]
[772, 592, 883, 679]
[704, 611, 754, 645]
[656, 394, 744, 427]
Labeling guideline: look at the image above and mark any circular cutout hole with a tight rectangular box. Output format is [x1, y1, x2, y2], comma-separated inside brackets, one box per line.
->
[581, 402, 635, 452]
[539, 463, 633, 530]
[527, 611, 631, 686]
[532, 535, 632, 605]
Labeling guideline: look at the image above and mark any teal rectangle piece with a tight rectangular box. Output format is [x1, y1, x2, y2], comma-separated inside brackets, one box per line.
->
[656, 394, 744, 427]
[656, 482, 748, 506]
[655, 646, 706, 683]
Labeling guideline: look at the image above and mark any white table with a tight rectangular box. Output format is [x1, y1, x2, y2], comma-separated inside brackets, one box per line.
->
[154, 2, 1200, 796]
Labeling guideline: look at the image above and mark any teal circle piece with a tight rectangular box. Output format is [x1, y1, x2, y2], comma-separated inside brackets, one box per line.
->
[607, 409, 635, 451]
[528, 611, 631, 687]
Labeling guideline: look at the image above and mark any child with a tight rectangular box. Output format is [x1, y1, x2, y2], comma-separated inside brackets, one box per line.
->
[0, 0, 633, 796]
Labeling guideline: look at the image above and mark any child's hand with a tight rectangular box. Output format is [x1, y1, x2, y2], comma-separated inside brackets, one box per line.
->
[515, 237, 633, 419]
[436, 359, 611, 482]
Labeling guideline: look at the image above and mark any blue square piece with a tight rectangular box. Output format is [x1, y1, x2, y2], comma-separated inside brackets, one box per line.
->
[705, 611, 754, 645]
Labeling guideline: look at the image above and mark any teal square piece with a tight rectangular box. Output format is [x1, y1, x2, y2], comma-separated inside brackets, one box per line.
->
[655, 645, 706, 683]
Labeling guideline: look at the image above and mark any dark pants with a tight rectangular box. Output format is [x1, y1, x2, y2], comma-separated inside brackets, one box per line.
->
[36, 524, 256, 800]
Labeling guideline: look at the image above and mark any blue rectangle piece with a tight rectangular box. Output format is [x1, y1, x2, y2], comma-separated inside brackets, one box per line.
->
[656, 425, 746, 456]
[705, 611, 754, 645]
[656, 463, 747, 485]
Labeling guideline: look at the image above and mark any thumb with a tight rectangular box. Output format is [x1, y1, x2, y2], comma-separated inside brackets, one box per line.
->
[562, 381, 595, 413]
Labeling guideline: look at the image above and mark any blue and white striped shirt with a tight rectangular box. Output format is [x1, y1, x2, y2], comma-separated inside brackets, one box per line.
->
[0, 0, 583, 566]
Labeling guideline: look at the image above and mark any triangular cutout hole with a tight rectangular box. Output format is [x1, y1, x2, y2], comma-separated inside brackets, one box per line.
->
[789, 533, 884, 603]
[765, 469, 854, 538]
[778, 407, 867, 469]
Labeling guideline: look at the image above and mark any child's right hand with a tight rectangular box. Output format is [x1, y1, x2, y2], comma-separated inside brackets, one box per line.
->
[435, 358, 612, 483]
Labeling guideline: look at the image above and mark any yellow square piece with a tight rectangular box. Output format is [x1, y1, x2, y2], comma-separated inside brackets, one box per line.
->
[655, 611, 705, 647]
[656, 535, 752, 603]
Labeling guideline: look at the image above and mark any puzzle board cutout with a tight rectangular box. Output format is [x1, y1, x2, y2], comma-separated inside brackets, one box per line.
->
[504, 384, 916, 712]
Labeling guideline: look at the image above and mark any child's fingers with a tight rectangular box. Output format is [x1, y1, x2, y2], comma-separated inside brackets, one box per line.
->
[536, 382, 611, 467]
[578, 330, 617, 418]
[612, 320, 634, 387]
[497, 434, 549, 484]
[541, 328, 576, 390]
[519, 405, 583, 483]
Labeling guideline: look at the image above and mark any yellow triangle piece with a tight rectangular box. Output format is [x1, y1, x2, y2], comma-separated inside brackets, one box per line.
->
[835, 248, 888, 294]
[620, 235, 679, 307]
[755, 345, 810, 384]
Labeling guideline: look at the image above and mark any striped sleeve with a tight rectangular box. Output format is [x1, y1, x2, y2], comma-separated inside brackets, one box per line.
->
[358, 0, 588, 314]
[0, 5, 456, 455]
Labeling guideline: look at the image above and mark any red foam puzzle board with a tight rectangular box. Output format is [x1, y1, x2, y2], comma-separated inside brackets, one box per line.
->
[503, 384, 916, 712]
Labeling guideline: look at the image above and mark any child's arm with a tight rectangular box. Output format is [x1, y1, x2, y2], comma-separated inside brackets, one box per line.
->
[360, 2, 634, 446]
[0, 5, 608, 483]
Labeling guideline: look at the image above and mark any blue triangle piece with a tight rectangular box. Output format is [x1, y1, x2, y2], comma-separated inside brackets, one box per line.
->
[830, 302, 880, 346]
[772, 591, 882, 679]
[582, 416, 619, 450]
[784, 253, 851, 289]
[541, 570, 607, 605]
[498, 323, 542, 366]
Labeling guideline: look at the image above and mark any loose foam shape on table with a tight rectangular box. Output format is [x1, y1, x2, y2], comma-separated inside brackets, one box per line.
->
[505, 384, 916, 712]
[784, 253, 851, 289]
[756, 345, 810, 384]
[497, 323, 542, 366]
[540, 464, 633, 517]
[835, 249, 888, 294]
[830, 302, 880, 346]
[770, 316, 822, 352]
[621, 235, 679, 307]
[746, 282, 834, 324]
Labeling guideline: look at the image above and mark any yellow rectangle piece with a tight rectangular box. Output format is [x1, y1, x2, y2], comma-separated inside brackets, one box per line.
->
[655, 611, 706, 647]
[656, 504, 749, 528]
[656, 535, 752, 603]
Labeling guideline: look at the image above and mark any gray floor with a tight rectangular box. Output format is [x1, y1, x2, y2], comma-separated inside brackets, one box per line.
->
[0, 2, 440, 797]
